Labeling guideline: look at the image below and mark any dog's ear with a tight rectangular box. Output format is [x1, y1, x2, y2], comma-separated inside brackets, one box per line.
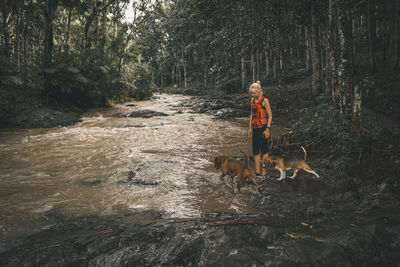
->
[263, 156, 274, 168]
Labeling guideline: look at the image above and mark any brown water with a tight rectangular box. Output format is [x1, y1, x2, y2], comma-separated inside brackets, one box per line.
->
[0, 94, 281, 244]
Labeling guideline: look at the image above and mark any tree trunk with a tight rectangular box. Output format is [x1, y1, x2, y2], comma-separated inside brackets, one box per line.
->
[305, 26, 311, 72]
[273, 53, 277, 80]
[352, 81, 362, 134]
[328, 0, 339, 100]
[1, 7, 10, 59]
[241, 56, 245, 90]
[265, 50, 270, 76]
[367, 0, 377, 72]
[101, 0, 107, 57]
[118, 55, 124, 72]
[64, 8, 72, 56]
[95, 10, 99, 48]
[290, 47, 294, 66]
[352, 15, 357, 73]
[23, 23, 28, 80]
[311, 0, 322, 96]
[43, 0, 59, 99]
[171, 64, 175, 86]
[332, 0, 354, 118]
[278, 48, 282, 97]
[320, 26, 324, 77]
[202, 46, 207, 89]
[251, 45, 255, 82]
[276, 25, 282, 98]
[111, 4, 118, 59]
[383, 0, 388, 69]
[256, 47, 260, 81]
[391, 0, 399, 69]
[85, 0, 116, 49]
[178, 66, 181, 87]
[85, 11, 96, 48]
[181, 47, 186, 89]
[16, 9, 21, 73]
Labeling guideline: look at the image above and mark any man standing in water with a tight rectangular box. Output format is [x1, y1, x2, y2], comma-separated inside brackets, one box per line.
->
[248, 81, 272, 177]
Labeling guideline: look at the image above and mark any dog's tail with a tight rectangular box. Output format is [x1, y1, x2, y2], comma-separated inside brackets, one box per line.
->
[240, 150, 248, 168]
[301, 146, 307, 161]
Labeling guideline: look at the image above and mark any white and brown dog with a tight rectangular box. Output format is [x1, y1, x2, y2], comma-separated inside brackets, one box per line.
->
[263, 146, 320, 180]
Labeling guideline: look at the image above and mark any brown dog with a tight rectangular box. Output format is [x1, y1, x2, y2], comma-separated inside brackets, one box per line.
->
[214, 150, 265, 197]
[263, 146, 320, 180]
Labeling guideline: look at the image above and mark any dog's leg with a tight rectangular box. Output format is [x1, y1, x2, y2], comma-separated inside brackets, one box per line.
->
[247, 176, 266, 198]
[236, 175, 243, 193]
[276, 168, 285, 180]
[303, 168, 320, 178]
[230, 176, 235, 192]
[290, 170, 298, 179]
[302, 164, 320, 178]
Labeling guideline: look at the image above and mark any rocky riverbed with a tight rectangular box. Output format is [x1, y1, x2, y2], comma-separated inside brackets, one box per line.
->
[1, 93, 400, 266]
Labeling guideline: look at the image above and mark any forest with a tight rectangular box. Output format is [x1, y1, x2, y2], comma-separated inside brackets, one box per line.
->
[1, 0, 400, 265]
[1, 0, 399, 167]
[1, 0, 399, 106]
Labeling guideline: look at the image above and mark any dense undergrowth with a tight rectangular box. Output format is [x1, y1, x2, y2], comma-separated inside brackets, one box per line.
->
[0, 53, 155, 126]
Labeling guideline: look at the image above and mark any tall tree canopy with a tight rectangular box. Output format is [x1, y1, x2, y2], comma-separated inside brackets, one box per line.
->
[1, 0, 399, 121]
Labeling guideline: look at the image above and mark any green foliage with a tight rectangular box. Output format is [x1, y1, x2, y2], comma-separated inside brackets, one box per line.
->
[281, 67, 310, 84]
[126, 62, 154, 100]
[42, 52, 126, 107]
[292, 94, 362, 177]
[362, 71, 400, 120]
[0, 57, 22, 90]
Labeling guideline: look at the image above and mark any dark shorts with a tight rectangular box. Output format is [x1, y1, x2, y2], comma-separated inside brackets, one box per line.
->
[252, 126, 271, 155]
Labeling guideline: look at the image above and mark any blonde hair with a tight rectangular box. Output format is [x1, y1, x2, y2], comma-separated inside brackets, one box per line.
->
[249, 81, 262, 94]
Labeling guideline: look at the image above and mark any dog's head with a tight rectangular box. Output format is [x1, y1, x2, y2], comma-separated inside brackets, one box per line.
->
[214, 156, 223, 169]
[263, 155, 275, 169]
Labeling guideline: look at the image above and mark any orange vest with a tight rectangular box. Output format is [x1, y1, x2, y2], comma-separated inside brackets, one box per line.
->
[251, 96, 268, 128]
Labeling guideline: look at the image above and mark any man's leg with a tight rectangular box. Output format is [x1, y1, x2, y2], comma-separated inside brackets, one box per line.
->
[254, 153, 261, 174]
[262, 153, 269, 175]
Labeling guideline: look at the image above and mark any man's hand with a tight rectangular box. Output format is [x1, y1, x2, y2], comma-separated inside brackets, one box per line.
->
[263, 128, 270, 138]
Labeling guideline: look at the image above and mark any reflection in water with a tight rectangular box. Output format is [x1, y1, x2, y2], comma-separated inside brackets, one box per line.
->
[0, 94, 268, 242]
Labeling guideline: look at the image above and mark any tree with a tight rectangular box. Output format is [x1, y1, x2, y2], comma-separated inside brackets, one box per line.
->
[311, 0, 322, 95]
[42, 0, 59, 99]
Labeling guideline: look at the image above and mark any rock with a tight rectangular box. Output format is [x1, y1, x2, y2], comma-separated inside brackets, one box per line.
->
[117, 171, 159, 186]
[78, 177, 103, 186]
[4, 108, 81, 129]
[114, 110, 169, 118]
[121, 124, 146, 128]
[3, 210, 399, 266]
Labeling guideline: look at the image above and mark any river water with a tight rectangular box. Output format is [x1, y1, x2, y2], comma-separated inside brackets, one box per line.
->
[0, 94, 267, 244]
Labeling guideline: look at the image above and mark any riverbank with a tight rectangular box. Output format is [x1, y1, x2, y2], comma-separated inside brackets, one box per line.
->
[0, 89, 83, 130]
[2, 207, 400, 266]
[1, 87, 400, 266]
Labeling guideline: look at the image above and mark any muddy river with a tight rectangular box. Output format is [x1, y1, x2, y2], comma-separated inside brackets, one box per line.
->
[0, 94, 268, 244]
[2, 94, 400, 266]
